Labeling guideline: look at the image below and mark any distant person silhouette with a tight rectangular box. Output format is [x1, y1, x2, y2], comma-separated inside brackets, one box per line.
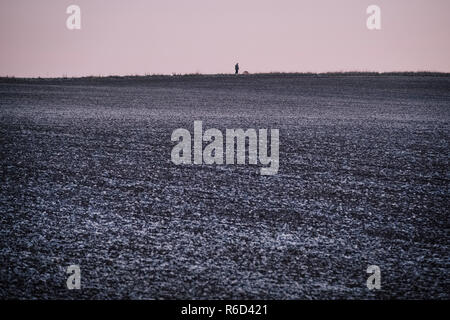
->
[235, 63, 239, 75]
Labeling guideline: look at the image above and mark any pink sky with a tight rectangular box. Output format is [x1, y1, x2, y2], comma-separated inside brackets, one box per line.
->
[1, 0, 449, 77]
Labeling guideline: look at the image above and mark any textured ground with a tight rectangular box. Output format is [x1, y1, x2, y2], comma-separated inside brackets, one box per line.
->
[0, 74, 449, 299]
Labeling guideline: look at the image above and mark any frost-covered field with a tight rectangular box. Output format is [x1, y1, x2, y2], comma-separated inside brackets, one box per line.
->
[0, 74, 449, 299]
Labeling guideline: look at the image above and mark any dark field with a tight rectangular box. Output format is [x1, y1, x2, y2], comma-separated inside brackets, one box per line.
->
[0, 74, 449, 299]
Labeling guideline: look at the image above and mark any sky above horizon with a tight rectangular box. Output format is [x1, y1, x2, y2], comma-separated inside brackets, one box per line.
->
[1, 0, 449, 77]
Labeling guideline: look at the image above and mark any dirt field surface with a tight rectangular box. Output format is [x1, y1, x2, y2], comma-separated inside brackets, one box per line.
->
[0, 74, 449, 299]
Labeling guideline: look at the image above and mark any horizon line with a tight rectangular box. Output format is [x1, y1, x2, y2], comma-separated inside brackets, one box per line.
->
[2, 70, 450, 80]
